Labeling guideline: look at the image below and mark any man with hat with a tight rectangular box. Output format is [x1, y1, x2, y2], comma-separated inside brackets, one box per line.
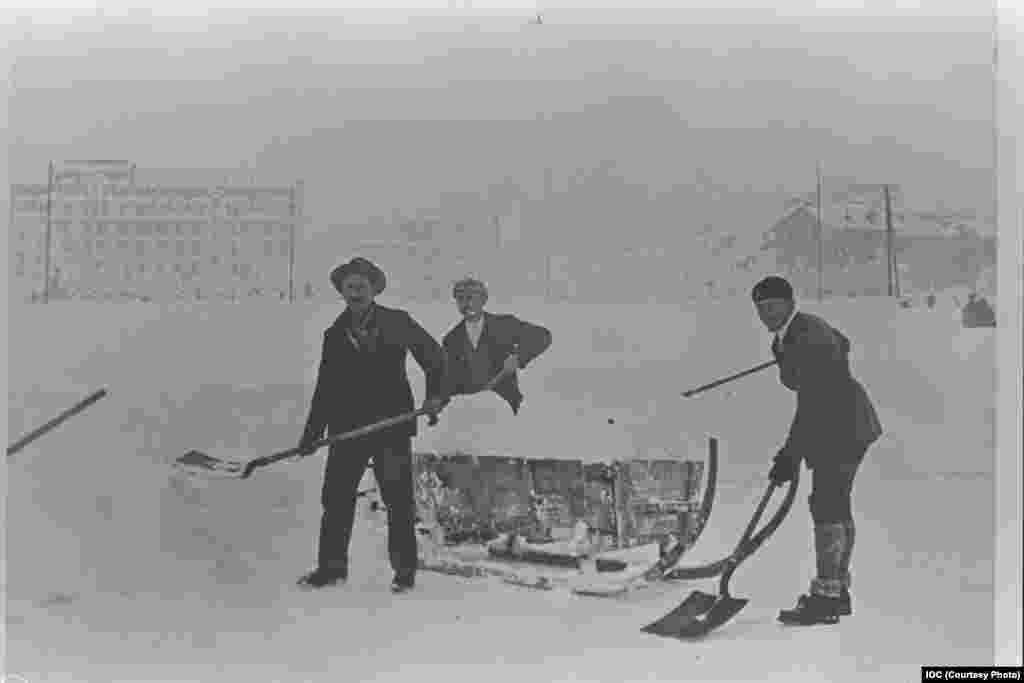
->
[296, 257, 449, 593]
[752, 275, 882, 625]
[441, 277, 552, 415]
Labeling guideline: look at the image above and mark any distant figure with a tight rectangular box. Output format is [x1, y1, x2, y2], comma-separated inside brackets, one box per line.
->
[961, 292, 996, 328]
[442, 277, 552, 415]
[296, 257, 448, 594]
[751, 275, 882, 626]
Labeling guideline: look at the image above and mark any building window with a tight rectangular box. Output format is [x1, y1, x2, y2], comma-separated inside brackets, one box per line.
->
[192, 262, 199, 276]
[138, 263, 146, 274]
[96, 261, 105, 273]
[192, 224, 201, 236]
[159, 239, 169, 250]
[96, 239, 105, 251]
[265, 240, 274, 257]
[192, 240, 201, 257]
[16, 252, 24, 277]
[211, 255, 220, 266]
[177, 241, 186, 257]
[157, 223, 168, 236]
[136, 240, 145, 257]
[176, 224, 184, 235]
[174, 263, 182, 274]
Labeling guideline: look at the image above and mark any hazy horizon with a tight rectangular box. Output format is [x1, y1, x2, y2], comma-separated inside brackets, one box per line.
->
[5, 4, 998, 247]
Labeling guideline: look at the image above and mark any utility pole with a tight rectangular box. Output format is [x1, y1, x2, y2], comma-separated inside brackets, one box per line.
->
[815, 163, 824, 302]
[884, 184, 895, 297]
[288, 184, 296, 303]
[43, 161, 54, 303]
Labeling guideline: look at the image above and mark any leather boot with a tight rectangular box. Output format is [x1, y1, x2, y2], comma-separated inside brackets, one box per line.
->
[778, 593, 842, 625]
[777, 521, 848, 624]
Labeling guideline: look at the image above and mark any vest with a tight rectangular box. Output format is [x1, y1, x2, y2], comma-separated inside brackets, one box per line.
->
[467, 339, 493, 391]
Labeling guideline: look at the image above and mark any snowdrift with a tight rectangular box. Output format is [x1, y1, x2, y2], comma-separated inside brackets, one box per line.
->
[4, 296, 997, 682]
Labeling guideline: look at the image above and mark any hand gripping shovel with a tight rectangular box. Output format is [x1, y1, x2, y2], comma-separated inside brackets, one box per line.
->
[641, 480, 783, 640]
[174, 408, 438, 480]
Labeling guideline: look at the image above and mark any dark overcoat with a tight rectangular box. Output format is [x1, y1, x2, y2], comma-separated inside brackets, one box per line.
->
[774, 311, 882, 468]
[441, 312, 552, 414]
[300, 303, 447, 446]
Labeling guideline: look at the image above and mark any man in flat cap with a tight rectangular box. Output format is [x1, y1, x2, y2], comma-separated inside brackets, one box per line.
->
[441, 277, 552, 415]
[296, 257, 448, 594]
[752, 275, 882, 625]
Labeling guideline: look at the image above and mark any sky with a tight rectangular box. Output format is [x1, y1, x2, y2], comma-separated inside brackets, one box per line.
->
[4, 2, 998, 255]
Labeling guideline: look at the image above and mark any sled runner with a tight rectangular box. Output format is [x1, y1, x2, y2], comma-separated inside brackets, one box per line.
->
[409, 437, 719, 597]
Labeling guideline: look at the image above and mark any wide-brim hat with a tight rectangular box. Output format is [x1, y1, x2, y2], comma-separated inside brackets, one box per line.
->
[330, 257, 387, 296]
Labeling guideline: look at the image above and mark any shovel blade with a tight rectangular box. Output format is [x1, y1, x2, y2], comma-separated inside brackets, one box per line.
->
[641, 590, 718, 634]
[642, 591, 748, 639]
[173, 450, 244, 478]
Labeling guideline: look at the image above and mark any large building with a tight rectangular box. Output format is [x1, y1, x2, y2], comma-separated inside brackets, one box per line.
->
[9, 164, 306, 302]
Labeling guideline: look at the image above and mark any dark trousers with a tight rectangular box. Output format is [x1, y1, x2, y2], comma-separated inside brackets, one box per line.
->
[808, 457, 861, 525]
[317, 435, 418, 581]
[807, 444, 867, 595]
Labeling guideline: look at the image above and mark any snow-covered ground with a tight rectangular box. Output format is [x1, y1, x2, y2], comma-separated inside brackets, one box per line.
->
[4, 296, 998, 682]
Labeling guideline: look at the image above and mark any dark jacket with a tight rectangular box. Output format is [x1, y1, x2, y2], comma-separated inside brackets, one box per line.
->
[774, 311, 882, 468]
[300, 303, 447, 445]
[441, 312, 552, 414]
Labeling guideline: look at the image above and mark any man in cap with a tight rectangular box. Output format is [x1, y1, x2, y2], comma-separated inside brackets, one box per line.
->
[296, 257, 448, 594]
[752, 275, 882, 625]
[442, 277, 552, 415]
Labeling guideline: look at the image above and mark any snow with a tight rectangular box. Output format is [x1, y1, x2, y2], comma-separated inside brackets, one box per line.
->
[4, 297, 998, 682]
[417, 391, 639, 463]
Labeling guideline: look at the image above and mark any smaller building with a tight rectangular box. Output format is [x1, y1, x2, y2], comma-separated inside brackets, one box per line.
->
[761, 201, 996, 298]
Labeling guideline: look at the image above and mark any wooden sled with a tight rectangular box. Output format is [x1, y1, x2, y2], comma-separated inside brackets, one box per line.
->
[409, 437, 719, 597]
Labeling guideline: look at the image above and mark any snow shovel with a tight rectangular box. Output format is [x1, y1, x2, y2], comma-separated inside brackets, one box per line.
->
[481, 347, 520, 392]
[174, 408, 438, 480]
[681, 360, 777, 398]
[641, 480, 782, 640]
